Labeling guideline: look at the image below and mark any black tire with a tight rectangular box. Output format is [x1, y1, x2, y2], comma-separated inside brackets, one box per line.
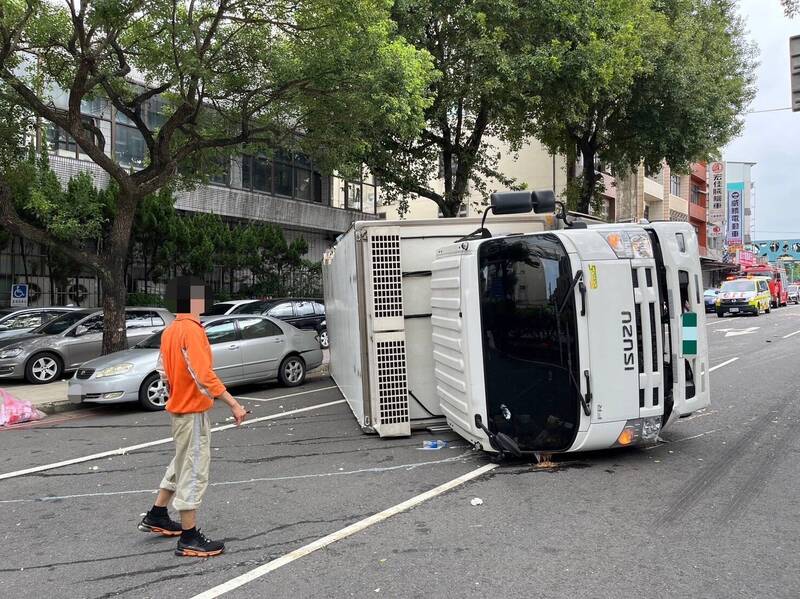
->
[717, 311, 724, 318]
[766, 303, 771, 314]
[24, 352, 63, 384]
[318, 328, 329, 349]
[278, 355, 306, 387]
[139, 372, 168, 411]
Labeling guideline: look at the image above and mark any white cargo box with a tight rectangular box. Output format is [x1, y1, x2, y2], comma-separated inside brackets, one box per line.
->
[323, 214, 555, 437]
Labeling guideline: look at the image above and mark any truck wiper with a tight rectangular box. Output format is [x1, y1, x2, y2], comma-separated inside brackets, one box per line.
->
[557, 270, 586, 317]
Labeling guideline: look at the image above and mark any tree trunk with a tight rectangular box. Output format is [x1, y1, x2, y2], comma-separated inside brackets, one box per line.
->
[100, 191, 139, 355]
[579, 143, 598, 215]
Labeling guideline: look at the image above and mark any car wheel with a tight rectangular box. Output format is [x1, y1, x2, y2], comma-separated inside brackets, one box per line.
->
[717, 311, 724, 318]
[766, 302, 771, 314]
[139, 372, 168, 411]
[278, 355, 306, 387]
[318, 328, 329, 349]
[25, 353, 63, 384]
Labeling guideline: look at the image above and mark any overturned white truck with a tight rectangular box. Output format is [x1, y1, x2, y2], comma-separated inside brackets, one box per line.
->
[323, 191, 710, 457]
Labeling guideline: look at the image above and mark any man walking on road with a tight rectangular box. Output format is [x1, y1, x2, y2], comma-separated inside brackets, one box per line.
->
[138, 277, 248, 557]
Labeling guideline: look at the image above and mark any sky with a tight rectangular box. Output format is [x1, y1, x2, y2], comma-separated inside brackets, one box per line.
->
[725, 0, 800, 240]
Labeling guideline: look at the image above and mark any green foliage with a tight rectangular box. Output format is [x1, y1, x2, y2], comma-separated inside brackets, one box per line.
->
[528, 0, 756, 213]
[126, 292, 165, 307]
[366, 0, 540, 217]
[783, 0, 799, 17]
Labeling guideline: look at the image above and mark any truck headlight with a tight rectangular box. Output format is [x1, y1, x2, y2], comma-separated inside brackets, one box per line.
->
[613, 416, 662, 447]
[601, 231, 653, 259]
[0, 347, 22, 359]
[95, 363, 134, 378]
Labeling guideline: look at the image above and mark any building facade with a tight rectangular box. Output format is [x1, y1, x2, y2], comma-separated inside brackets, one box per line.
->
[0, 96, 380, 307]
[378, 138, 568, 220]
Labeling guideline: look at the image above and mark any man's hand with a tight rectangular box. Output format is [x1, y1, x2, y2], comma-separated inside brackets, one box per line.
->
[216, 390, 248, 426]
[230, 402, 248, 426]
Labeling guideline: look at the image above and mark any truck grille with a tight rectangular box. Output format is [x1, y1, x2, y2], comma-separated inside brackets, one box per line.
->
[631, 265, 663, 416]
[76, 368, 95, 380]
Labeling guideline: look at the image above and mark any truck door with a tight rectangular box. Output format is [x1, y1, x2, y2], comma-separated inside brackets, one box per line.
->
[647, 222, 710, 417]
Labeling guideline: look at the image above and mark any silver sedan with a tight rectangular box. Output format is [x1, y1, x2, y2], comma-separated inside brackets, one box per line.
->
[67, 315, 324, 411]
[0, 308, 174, 384]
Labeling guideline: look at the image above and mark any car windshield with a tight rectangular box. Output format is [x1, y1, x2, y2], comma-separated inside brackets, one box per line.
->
[789, 285, 799, 292]
[721, 280, 755, 293]
[136, 330, 163, 348]
[202, 303, 234, 316]
[33, 311, 92, 335]
[704, 290, 718, 297]
[235, 302, 270, 314]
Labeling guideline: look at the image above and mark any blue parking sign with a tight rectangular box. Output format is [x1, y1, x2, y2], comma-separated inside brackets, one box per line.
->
[11, 283, 29, 307]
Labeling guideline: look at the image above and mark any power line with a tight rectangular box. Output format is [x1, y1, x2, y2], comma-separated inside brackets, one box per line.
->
[744, 107, 792, 114]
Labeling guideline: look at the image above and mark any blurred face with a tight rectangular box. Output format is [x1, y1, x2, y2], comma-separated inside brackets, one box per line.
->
[189, 286, 206, 317]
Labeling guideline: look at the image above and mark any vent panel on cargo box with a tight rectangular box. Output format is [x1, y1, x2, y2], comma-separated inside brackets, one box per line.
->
[368, 232, 404, 327]
[371, 331, 410, 437]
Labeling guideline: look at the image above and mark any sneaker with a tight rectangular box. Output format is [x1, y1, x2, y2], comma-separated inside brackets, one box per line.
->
[175, 529, 225, 558]
[138, 512, 182, 537]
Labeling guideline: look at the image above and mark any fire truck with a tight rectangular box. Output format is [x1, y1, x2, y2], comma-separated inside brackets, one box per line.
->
[742, 263, 788, 308]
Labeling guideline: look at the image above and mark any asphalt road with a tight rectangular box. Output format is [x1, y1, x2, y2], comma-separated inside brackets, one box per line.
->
[1, 307, 799, 598]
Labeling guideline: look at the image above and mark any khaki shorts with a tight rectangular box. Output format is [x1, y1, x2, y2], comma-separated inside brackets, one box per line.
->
[159, 412, 211, 511]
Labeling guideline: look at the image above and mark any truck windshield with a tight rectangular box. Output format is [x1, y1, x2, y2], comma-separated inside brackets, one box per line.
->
[478, 234, 580, 452]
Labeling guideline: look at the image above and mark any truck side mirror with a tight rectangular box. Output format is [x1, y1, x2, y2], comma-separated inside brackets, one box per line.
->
[489, 190, 556, 215]
[530, 189, 556, 214]
[489, 191, 533, 215]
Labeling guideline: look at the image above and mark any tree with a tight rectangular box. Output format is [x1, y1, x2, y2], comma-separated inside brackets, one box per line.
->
[0, 0, 432, 353]
[363, 0, 544, 217]
[783, 0, 799, 17]
[528, 0, 755, 214]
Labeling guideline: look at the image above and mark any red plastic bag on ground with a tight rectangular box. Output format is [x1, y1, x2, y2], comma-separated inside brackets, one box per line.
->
[0, 388, 45, 426]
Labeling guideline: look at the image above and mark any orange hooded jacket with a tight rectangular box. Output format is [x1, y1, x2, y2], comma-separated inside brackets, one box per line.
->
[159, 314, 226, 414]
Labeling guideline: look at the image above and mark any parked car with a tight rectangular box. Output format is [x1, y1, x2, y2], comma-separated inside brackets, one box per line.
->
[787, 284, 799, 304]
[703, 289, 720, 313]
[0, 307, 174, 384]
[67, 315, 323, 411]
[201, 299, 259, 316]
[233, 298, 328, 348]
[0, 307, 79, 340]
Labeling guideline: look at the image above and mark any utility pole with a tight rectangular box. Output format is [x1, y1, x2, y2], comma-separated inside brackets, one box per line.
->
[791, 34, 800, 111]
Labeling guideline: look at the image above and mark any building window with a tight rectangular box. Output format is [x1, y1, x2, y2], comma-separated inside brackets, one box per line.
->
[240, 150, 329, 204]
[48, 125, 77, 154]
[344, 181, 362, 211]
[670, 174, 681, 196]
[114, 123, 146, 167]
[691, 184, 702, 205]
[208, 157, 230, 186]
[274, 150, 293, 196]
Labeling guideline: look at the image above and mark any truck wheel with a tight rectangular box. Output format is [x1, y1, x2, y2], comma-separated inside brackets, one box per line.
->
[25, 353, 63, 384]
[139, 373, 168, 411]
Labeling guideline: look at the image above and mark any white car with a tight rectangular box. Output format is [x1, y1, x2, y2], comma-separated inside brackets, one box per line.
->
[201, 300, 259, 316]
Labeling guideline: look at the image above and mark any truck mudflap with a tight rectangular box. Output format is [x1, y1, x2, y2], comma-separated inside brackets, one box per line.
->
[646, 222, 711, 417]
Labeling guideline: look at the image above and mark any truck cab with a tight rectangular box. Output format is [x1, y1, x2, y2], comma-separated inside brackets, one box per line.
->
[431, 220, 710, 455]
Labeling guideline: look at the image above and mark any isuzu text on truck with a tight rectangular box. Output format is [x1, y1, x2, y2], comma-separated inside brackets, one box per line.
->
[323, 190, 710, 458]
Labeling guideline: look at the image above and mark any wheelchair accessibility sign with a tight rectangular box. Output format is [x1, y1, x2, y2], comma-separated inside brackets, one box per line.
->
[11, 283, 29, 307]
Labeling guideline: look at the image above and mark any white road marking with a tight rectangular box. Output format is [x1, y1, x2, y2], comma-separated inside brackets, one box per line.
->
[723, 327, 759, 338]
[0, 399, 346, 481]
[676, 410, 718, 422]
[709, 357, 739, 372]
[190, 463, 498, 599]
[782, 329, 800, 339]
[0, 452, 475, 504]
[235, 385, 338, 402]
[646, 429, 718, 450]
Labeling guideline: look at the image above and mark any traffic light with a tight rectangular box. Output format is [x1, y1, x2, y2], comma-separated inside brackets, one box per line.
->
[792, 35, 800, 112]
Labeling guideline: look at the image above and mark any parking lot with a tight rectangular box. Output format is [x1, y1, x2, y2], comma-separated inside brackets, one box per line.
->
[1, 307, 800, 598]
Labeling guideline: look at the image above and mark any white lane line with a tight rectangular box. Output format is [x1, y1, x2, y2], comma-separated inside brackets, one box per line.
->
[783, 329, 800, 339]
[190, 463, 497, 599]
[0, 452, 475, 504]
[709, 357, 739, 372]
[235, 385, 338, 403]
[645, 429, 718, 450]
[0, 399, 346, 481]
